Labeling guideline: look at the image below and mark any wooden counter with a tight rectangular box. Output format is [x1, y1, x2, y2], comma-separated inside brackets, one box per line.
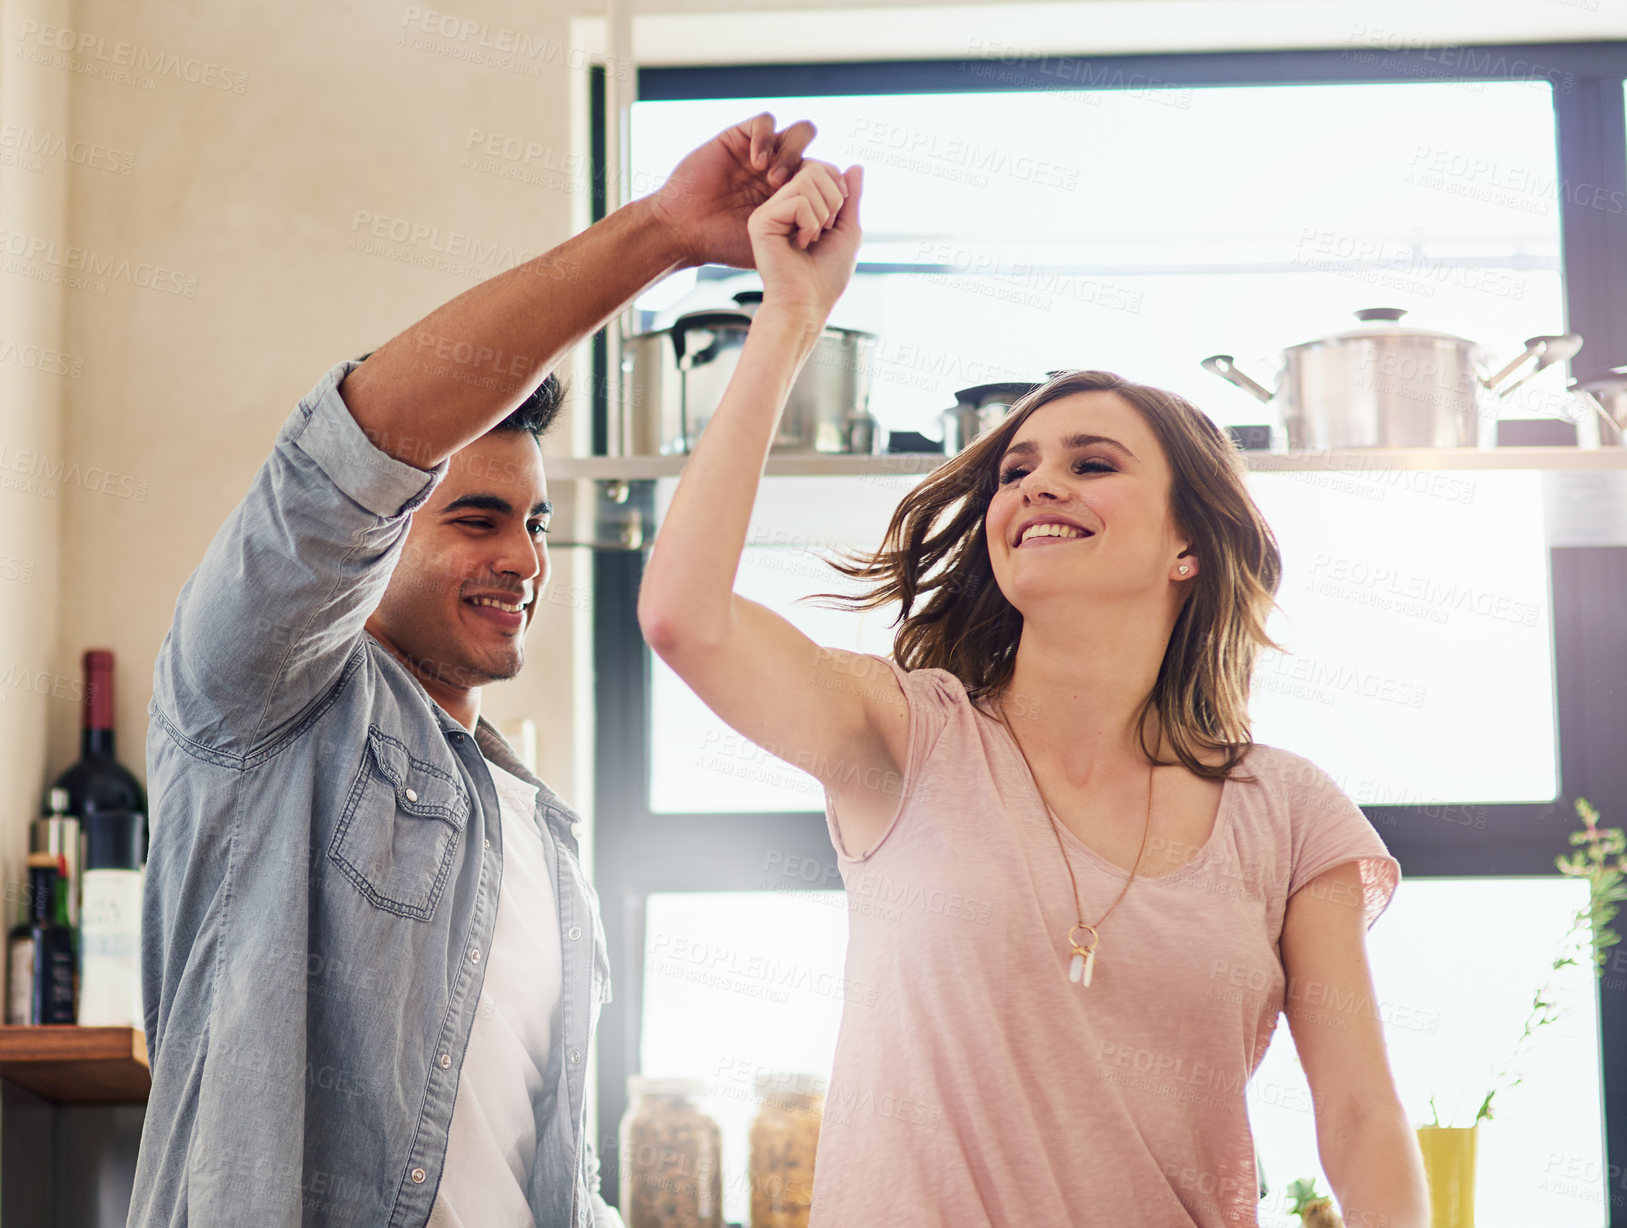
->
[0, 1026, 149, 1105]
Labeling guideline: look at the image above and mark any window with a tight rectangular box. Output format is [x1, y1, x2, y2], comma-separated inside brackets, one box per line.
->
[1249, 468, 1555, 804]
[638, 880, 1608, 1227]
[632, 82, 1569, 441]
[641, 891, 850, 1226]
[648, 475, 914, 814]
[1251, 876, 1605, 1225]
[648, 469, 1558, 815]
[595, 46, 1627, 1220]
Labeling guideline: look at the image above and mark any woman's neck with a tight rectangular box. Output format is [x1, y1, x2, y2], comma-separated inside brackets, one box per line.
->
[996, 613, 1172, 786]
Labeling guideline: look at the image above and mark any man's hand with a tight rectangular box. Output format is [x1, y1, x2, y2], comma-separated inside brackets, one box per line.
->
[747, 161, 863, 326]
[646, 112, 818, 269]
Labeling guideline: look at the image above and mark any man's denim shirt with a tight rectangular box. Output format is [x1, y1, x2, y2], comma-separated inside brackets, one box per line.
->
[131, 360, 619, 1228]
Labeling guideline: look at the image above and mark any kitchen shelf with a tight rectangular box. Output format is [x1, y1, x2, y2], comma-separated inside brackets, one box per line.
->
[545, 447, 1627, 480]
[0, 1026, 149, 1105]
[542, 448, 1627, 549]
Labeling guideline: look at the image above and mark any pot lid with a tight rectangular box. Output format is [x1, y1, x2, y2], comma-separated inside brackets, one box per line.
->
[952, 381, 1040, 408]
[730, 290, 878, 339]
[1287, 307, 1476, 351]
[1572, 367, 1627, 394]
[624, 304, 877, 346]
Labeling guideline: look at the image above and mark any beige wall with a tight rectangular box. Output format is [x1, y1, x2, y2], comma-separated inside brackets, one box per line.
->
[30, 0, 598, 868]
[1, 0, 72, 905]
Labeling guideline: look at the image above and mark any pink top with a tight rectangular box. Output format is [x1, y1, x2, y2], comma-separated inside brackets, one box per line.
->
[810, 660, 1399, 1227]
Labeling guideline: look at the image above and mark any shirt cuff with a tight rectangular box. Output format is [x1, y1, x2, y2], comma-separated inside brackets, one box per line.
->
[282, 358, 448, 519]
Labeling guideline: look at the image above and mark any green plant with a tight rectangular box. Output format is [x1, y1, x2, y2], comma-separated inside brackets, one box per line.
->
[1467, 798, 1627, 1125]
[1284, 1178, 1325, 1215]
[1285, 1177, 1340, 1226]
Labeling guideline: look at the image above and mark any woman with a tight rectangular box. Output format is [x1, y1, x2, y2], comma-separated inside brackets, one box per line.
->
[638, 159, 1429, 1226]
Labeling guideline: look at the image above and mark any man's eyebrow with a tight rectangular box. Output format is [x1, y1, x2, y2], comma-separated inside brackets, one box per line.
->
[441, 493, 553, 517]
[1000, 433, 1137, 462]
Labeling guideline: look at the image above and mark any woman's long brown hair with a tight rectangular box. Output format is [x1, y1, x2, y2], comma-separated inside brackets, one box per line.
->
[817, 370, 1283, 780]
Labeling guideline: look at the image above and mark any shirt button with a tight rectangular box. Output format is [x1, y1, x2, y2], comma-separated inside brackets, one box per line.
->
[568, 926, 582, 940]
[569, 1049, 582, 1065]
[470, 947, 481, 964]
[410, 1168, 427, 1184]
[439, 1053, 451, 1069]
[405, 787, 418, 803]
[484, 838, 492, 851]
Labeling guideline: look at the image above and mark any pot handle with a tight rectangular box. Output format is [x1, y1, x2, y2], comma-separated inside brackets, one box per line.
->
[1200, 355, 1274, 405]
[1572, 388, 1620, 439]
[1483, 333, 1584, 399]
[670, 310, 753, 366]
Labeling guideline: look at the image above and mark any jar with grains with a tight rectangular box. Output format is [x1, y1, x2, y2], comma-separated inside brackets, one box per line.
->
[748, 1072, 826, 1228]
[619, 1077, 723, 1228]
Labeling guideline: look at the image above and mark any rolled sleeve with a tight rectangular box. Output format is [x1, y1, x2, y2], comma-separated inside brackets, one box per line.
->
[153, 358, 451, 756]
[285, 359, 447, 519]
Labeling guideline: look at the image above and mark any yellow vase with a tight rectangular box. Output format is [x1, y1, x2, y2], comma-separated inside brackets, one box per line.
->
[1416, 1125, 1477, 1228]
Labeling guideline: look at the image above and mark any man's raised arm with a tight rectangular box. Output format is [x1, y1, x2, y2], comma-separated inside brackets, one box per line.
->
[151, 114, 815, 754]
[341, 113, 815, 470]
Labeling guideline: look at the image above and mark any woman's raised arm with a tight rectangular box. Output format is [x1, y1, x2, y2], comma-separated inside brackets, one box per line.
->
[637, 163, 909, 856]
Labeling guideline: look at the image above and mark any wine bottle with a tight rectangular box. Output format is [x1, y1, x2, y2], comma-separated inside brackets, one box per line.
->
[7, 855, 75, 1025]
[51, 650, 147, 861]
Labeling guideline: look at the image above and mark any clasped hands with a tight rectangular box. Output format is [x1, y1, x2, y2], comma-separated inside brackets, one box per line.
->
[645, 111, 863, 327]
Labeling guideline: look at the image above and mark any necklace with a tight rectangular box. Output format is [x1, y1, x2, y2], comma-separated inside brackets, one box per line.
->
[994, 695, 1155, 990]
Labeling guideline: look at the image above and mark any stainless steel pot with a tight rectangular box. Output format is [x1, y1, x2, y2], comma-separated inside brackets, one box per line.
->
[1201, 308, 1582, 449]
[940, 382, 1039, 452]
[1570, 370, 1627, 446]
[621, 291, 881, 455]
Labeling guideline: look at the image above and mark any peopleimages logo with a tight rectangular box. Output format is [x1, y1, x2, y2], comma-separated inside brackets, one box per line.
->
[351, 210, 521, 259]
[15, 21, 249, 93]
[0, 443, 149, 501]
[0, 228, 198, 297]
[0, 125, 134, 174]
[0, 337, 85, 378]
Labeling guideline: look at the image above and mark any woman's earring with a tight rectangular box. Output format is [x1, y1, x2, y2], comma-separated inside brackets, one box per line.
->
[1178, 565, 1190, 575]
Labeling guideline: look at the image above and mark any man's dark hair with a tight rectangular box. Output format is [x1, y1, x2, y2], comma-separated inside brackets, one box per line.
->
[355, 351, 565, 440]
[496, 372, 565, 439]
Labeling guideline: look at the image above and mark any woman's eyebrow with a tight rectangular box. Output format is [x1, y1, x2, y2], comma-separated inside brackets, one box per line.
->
[1000, 433, 1137, 462]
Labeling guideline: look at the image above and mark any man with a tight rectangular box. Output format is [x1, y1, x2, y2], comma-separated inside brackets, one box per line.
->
[131, 113, 817, 1228]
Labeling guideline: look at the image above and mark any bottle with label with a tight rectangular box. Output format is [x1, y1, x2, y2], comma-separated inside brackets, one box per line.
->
[31, 787, 80, 929]
[7, 855, 76, 1025]
[78, 809, 144, 1028]
[51, 650, 148, 862]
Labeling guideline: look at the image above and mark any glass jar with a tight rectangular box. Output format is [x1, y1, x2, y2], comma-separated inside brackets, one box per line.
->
[619, 1077, 723, 1228]
[748, 1072, 826, 1228]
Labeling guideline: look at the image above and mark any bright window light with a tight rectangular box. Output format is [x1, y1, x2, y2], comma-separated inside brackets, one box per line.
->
[639, 880, 1607, 1228]
[632, 82, 1565, 438]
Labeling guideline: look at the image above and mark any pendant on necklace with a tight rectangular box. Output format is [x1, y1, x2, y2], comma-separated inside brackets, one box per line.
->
[1066, 924, 1099, 988]
[1068, 945, 1096, 988]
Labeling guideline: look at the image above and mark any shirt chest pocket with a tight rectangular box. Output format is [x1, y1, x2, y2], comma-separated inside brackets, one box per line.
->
[328, 726, 470, 921]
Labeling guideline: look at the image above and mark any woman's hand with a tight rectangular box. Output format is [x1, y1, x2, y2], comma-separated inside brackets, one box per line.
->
[746, 161, 864, 326]
[645, 112, 817, 270]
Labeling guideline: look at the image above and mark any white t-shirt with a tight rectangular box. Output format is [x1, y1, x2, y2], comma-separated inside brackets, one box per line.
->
[428, 758, 564, 1228]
